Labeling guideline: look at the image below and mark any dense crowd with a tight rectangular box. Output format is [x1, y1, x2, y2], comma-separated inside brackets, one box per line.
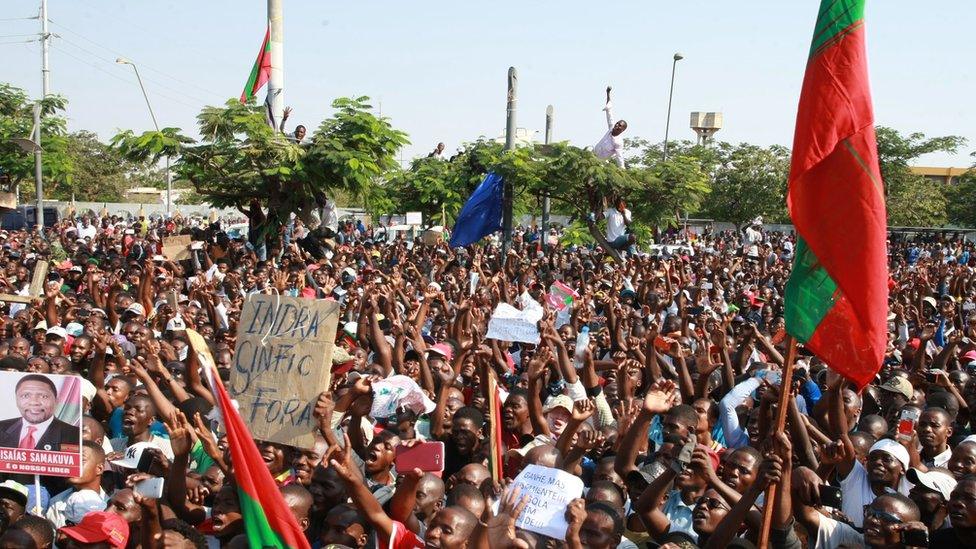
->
[0, 209, 974, 549]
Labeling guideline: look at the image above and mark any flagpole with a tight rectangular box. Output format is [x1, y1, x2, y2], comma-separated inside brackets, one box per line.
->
[267, 0, 284, 127]
[758, 336, 797, 548]
[501, 67, 517, 256]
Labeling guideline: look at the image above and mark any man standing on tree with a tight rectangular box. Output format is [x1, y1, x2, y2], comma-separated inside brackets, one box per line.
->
[593, 86, 628, 168]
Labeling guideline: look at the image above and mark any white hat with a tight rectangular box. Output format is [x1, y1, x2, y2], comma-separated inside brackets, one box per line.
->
[542, 394, 574, 414]
[79, 378, 97, 404]
[33, 321, 48, 332]
[907, 468, 957, 500]
[46, 326, 68, 340]
[166, 317, 186, 332]
[125, 303, 146, 316]
[110, 442, 155, 469]
[0, 480, 28, 507]
[869, 438, 910, 470]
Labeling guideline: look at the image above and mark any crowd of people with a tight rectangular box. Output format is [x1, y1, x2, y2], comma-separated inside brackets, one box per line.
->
[0, 208, 974, 549]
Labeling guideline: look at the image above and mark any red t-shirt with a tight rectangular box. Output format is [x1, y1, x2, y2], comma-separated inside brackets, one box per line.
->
[379, 520, 423, 549]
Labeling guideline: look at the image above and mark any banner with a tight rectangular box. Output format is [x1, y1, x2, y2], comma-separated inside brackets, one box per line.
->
[0, 371, 83, 477]
[229, 294, 340, 449]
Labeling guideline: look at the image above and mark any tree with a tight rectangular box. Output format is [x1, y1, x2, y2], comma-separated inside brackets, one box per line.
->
[0, 83, 72, 197]
[114, 96, 408, 235]
[875, 126, 965, 226]
[700, 143, 791, 227]
[944, 163, 976, 227]
[53, 131, 166, 202]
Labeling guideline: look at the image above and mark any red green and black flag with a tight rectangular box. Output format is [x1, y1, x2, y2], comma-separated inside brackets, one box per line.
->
[784, 0, 888, 389]
[240, 26, 271, 104]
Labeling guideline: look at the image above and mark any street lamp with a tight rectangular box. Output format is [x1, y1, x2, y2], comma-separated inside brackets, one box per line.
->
[662, 52, 684, 161]
[117, 57, 171, 215]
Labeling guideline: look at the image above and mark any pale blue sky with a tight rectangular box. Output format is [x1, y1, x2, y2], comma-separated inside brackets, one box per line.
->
[3, 1, 973, 166]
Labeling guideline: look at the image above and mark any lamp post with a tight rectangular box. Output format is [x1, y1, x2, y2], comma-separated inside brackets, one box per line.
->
[662, 52, 684, 161]
[117, 57, 171, 215]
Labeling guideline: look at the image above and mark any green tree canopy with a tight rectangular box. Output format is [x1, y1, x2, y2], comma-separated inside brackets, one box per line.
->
[0, 84, 72, 195]
[113, 96, 408, 230]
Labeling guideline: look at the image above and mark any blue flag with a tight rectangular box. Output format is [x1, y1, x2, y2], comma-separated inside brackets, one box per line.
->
[450, 172, 503, 248]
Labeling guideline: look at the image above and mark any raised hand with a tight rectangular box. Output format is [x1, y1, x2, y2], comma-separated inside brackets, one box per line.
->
[571, 399, 596, 423]
[642, 379, 680, 415]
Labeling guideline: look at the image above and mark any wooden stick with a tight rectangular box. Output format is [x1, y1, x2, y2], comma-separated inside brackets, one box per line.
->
[757, 336, 797, 548]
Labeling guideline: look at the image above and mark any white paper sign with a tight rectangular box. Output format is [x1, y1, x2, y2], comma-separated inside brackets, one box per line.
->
[486, 303, 541, 344]
[511, 464, 584, 540]
[405, 212, 423, 226]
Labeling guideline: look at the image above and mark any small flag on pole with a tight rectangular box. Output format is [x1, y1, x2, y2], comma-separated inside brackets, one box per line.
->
[240, 26, 272, 104]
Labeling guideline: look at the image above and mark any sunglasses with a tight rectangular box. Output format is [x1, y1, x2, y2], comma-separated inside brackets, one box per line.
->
[863, 506, 900, 524]
[696, 497, 729, 511]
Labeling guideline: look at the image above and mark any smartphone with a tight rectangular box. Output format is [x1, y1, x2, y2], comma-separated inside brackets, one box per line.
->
[671, 435, 697, 474]
[819, 485, 842, 508]
[395, 442, 445, 474]
[897, 408, 921, 440]
[900, 528, 928, 547]
[701, 282, 713, 290]
[687, 306, 705, 315]
[926, 369, 944, 383]
[134, 477, 165, 499]
[137, 448, 166, 477]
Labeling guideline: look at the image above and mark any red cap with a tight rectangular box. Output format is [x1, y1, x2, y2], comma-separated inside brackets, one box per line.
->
[428, 343, 454, 361]
[699, 445, 721, 471]
[60, 511, 129, 549]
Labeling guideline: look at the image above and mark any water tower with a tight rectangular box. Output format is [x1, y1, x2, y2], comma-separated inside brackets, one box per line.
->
[690, 112, 723, 145]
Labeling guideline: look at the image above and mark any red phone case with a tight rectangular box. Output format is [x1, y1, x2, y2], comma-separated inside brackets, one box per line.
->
[395, 442, 445, 474]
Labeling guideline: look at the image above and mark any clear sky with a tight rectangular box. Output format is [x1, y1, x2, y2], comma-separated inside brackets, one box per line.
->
[3, 0, 973, 167]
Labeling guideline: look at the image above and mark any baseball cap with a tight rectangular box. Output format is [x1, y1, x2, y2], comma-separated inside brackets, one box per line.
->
[110, 441, 155, 469]
[879, 377, 913, 400]
[542, 394, 574, 414]
[60, 511, 129, 549]
[125, 303, 146, 317]
[166, 316, 187, 332]
[46, 326, 68, 340]
[907, 468, 957, 500]
[0, 480, 28, 508]
[869, 438, 910, 470]
[427, 343, 454, 361]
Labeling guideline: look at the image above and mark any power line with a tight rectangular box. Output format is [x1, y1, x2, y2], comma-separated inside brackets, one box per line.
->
[49, 42, 202, 111]
[0, 16, 37, 22]
[0, 33, 38, 38]
[0, 38, 38, 45]
[47, 18, 230, 101]
[53, 35, 216, 107]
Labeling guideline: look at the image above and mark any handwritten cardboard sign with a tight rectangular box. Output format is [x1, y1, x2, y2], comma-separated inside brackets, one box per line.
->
[161, 235, 192, 261]
[510, 464, 584, 539]
[485, 302, 542, 345]
[229, 294, 339, 449]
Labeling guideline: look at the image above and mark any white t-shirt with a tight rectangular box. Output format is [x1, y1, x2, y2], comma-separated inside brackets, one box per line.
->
[593, 102, 625, 168]
[839, 460, 911, 528]
[605, 208, 631, 241]
[815, 515, 864, 549]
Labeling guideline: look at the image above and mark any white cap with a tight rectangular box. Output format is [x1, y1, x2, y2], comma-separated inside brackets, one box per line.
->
[166, 317, 186, 332]
[46, 326, 68, 340]
[907, 468, 957, 500]
[110, 442, 156, 469]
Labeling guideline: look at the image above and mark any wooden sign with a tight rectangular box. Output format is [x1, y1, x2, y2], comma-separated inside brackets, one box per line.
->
[0, 260, 49, 304]
[228, 294, 339, 449]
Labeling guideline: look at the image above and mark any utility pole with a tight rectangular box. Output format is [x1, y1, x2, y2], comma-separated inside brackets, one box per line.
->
[117, 58, 171, 215]
[267, 0, 284, 128]
[541, 105, 553, 250]
[34, 0, 51, 232]
[501, 67, 517, 256]
[662, 52, 684, 161]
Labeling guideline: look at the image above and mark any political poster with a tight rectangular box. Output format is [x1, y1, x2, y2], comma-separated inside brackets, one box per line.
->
[0, 371, 84, 477]
[229, 294, 340, 449]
